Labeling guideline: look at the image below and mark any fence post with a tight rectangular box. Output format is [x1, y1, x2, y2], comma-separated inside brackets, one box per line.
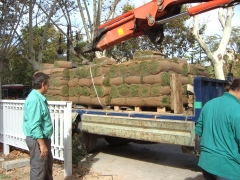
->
[3, 103, 10, 155]
[64, 102, 72, 176]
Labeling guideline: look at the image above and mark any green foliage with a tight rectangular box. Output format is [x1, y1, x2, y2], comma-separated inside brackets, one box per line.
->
[21, 25, 60, 64]
[106, 5, 203, 62]
[72, 133, 88, 165]
[2, 54, 34, 85]
[0, 174, 10, 179]
[230, 27, 240, 53]
[122, 3, 135, 14]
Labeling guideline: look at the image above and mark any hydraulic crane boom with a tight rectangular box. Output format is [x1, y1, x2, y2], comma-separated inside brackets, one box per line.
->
[83, 0, 240, 53]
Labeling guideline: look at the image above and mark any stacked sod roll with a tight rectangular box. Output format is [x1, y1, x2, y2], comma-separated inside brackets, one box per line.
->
[41, 61, 72, 101]
[41, 51, 210, 109]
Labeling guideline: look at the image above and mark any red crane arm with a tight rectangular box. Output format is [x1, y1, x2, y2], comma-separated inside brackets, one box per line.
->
[83, 0, 240, 53]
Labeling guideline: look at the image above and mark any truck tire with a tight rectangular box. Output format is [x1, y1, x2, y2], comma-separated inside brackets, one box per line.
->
[104, 136, 131, 146]
[80, 132, 98, 152]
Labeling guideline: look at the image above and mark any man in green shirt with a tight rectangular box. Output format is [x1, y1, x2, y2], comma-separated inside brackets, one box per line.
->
[195, 77, 240, 180]
[23, 72, 53, 180]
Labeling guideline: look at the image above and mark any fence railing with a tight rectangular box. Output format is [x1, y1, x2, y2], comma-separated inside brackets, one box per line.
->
[0, 100, 72, 176]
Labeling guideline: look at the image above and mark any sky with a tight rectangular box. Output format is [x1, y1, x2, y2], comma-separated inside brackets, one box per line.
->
[133, 0, 240, 36]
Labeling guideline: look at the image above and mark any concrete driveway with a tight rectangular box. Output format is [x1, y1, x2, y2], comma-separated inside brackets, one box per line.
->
[82, 138, 204, 180]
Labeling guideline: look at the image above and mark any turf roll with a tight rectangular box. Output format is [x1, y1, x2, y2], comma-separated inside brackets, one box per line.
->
[78, 78, 92, 87]
[54, 61, 72, 69]
[109, 86, 119, 98]
[82, 86, 90, 96]
[118, 84, 129, 97]
[68, 78, 79, 87]
[74, 85, 82, 97]
[109, 77, 124, 86]
[110, 98, 126, 106]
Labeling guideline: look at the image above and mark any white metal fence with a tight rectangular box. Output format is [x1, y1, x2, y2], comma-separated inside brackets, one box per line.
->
[0, 100, 72, 176]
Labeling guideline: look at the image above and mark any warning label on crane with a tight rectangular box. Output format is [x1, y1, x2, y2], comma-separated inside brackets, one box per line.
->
[118, 28, 124, 36]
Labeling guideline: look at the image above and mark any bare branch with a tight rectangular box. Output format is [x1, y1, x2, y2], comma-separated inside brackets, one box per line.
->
[93, 0, 97, 29]
[38, 0, 58, 63]
[36, 2, 68, 37]
[218, 8, 225, 28]
[29, 0, 35, 58]
[192, 14, 214, 62]
[106, 0, 121, 21]
[217, 7, 234, 54]
[77, 0, 91, 41]
[4, 3, 26, 55]
[96, 0, 103, 27]
[93, 0, 102, 38]
[83, 0, 93, 34]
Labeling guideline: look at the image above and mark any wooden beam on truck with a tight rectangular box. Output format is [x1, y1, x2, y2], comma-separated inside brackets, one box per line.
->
[170, 74, 183, 114]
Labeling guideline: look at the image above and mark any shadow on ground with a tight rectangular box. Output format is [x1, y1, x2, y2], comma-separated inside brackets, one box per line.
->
[91, 138, 201, 173]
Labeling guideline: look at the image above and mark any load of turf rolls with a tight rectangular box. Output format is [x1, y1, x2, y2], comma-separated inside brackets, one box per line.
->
[39, 53, 210, 109]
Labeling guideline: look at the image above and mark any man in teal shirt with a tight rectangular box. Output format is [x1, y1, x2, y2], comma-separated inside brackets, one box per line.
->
[195, 77, 240, 180]
[23, 72, 53, 180]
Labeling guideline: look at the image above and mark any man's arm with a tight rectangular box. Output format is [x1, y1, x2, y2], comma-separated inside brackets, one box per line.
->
[195, 110, 204, 137]
[27, 100, 48, 157]
[233, 114, 240, 149]
[37, 139, 48, 158]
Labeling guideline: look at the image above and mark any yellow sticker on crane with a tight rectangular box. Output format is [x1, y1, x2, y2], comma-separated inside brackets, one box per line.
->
[118, 28, 124, 36]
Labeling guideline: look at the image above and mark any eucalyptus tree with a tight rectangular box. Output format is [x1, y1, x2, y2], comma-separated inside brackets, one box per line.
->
[191, 4, 239, 80]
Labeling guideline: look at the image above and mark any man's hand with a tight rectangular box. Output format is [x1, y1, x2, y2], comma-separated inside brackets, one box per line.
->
[37, 139, 48, 158]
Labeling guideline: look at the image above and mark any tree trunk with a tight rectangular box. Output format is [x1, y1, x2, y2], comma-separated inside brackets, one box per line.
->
[0, 59, 6, 99]
[191, 6, 234, 80]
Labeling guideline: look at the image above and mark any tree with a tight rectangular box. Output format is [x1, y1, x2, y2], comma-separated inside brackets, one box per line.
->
[77, 0, 132, 59]
[0, 0, 82, 99]
[106, 4, 202, 62]
[191, 5, 236, 80]
[0, 0, 29, 99]
[2, 54, 34, 85]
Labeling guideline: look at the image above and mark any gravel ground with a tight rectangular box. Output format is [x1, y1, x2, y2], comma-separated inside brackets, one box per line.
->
[0, 143, 104, 180]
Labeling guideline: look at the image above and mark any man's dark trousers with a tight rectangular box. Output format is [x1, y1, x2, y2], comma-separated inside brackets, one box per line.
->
[26, 137, 53, 180]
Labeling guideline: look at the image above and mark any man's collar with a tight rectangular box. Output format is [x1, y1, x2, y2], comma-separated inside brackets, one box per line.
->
[32, 89, 47, 101]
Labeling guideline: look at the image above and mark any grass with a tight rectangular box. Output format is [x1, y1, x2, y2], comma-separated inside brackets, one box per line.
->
[0, 174, 10, 179]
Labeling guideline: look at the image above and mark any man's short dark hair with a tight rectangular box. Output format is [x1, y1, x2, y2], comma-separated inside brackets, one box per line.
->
[230, 77, 240, 92]
[32, 72, 50, 89]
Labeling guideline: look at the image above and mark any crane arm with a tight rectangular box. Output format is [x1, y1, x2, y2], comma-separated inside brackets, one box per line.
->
[83, 0, 240, 53]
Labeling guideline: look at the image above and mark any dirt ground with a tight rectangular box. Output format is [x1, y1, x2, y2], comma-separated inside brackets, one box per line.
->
[0, 143, 110, 180]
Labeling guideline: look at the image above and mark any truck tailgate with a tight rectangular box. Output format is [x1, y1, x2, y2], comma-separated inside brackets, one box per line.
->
[82, 114, 195, 147]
